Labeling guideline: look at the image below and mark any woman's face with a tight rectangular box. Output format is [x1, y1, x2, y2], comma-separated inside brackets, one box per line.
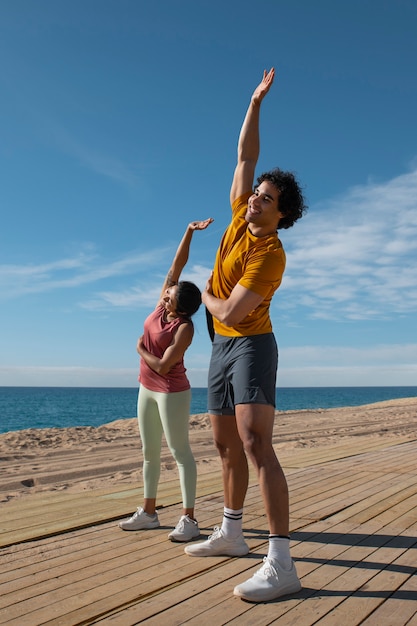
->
[162, 285, 179, 316]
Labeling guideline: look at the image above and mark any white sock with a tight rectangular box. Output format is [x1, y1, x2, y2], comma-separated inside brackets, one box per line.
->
[221, 507, 243, 539]
[267, 536, 292, 570]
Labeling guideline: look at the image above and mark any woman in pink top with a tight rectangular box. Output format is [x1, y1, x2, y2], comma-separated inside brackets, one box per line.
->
[119, 217, 213, 542]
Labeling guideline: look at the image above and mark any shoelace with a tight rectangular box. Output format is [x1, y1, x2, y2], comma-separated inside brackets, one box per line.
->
[175, 519, 186, 531]
[256, 557, 277, 580]
[208, 526, 222, 541]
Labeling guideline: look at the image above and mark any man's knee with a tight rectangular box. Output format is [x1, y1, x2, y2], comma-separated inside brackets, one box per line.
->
[213, 436, 245, 463]
[241, 433, 265, 460]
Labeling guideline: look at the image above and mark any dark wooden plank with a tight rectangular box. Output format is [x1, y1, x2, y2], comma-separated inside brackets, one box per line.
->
[0, 439, 416, 626]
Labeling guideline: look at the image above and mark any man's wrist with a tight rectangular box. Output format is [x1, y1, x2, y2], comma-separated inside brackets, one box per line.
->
[202, 290, 212, 306]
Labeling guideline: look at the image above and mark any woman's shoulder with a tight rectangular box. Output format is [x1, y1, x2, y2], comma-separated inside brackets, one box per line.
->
[176, 318, 194, 335]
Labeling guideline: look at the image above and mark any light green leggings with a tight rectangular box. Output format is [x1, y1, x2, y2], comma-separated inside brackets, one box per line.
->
[137, 385, 197, 508]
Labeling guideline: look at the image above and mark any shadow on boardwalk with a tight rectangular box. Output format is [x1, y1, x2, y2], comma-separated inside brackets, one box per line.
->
[1, 438, 417, 625]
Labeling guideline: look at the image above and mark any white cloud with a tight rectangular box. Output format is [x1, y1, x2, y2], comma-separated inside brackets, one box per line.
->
[276, 343, 417, 388]
[0, 247, 168, 299]
[2, 345, 416, 388]
[80, 263, 213, 311]
[277, 364, 417, 388]
[4, 166, 416, 324]
[81, 285, 161, 310]
[181, 264, 212, 291]
[282, 167, 417, 320]
[0, 365, 138, 389]
[281, 343, 417, 366]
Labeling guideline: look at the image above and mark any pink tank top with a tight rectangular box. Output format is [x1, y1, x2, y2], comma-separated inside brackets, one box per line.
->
[138, 305, 191, 393]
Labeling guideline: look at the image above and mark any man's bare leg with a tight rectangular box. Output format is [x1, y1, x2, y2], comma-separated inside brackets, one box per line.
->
[235, 403, 289, 536]
[184, 413, 250, 557]
[210, 413, 249, 509]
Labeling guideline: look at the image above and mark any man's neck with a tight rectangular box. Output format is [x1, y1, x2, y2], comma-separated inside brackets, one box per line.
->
[248, 224, 277, 238]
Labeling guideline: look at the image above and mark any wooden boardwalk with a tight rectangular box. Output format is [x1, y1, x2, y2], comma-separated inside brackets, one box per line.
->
[1, 436, 417, 625]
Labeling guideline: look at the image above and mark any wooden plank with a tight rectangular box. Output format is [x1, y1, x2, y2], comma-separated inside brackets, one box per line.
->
[309, 541, 417, 626]
[276, 436, 416, 468]
[0, 510, 277, 625]
[3, 438, 413, 549]
[0, 470, 232, 548]
[358, 572, 417, 625]
[0, 439, 416, 626]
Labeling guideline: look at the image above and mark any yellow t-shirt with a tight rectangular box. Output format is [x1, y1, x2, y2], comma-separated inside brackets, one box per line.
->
[212, 192, 286, 337]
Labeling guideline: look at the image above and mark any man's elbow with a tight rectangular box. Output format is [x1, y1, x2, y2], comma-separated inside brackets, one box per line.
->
[217, 310, 245, 327]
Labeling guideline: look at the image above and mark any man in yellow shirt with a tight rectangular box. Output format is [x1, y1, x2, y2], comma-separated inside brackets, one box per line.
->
[185, 68, 307, 602]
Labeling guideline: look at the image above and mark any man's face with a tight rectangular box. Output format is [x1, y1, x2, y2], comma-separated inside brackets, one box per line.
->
[245, 181, 282, 232]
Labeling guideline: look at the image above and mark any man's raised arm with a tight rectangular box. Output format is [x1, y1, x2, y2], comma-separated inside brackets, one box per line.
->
[230, 68, 275, 205]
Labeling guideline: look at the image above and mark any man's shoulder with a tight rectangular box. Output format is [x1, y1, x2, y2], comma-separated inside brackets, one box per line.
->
[231, 191, 252, 215]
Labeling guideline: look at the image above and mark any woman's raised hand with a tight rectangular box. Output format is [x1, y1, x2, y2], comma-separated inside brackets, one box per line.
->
[189, 218, 214, 231]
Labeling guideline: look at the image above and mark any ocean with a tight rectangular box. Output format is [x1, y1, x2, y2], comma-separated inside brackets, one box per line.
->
[0, 386, 416, 434]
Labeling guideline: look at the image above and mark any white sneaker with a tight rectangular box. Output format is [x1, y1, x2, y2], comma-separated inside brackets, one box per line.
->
[168, 515, 201, 542]
[119, 507, 160, 531]
[184, 526, 249, 557]
[233, 557, 301, 602]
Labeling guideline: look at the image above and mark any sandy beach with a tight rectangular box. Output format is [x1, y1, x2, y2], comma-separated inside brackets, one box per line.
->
[1, 397, 416, 505]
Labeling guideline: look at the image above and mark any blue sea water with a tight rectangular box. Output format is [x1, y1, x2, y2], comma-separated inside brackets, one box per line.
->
[0, 386, 416, 434]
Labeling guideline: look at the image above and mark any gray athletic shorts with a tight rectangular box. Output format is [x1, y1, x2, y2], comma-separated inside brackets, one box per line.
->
[207, 333, 278, 415]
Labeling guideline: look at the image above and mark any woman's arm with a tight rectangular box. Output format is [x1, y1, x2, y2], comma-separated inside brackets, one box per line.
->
[137, 323, 194, 376]
[158, 218, 213, 301]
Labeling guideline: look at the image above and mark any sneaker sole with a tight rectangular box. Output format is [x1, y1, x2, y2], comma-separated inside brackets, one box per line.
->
[119, 522, 160, 531]
[184, 544, 249, 557]
[168, 534, 201, 543]
[233, 580, 301, 602]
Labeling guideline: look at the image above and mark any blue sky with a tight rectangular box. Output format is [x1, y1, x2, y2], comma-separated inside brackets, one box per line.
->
[1, 0, 416, 388]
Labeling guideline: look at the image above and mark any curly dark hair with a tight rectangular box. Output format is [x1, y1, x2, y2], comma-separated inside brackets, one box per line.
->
[256, 168, 307, 229]
[176, 281, 202, 319]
